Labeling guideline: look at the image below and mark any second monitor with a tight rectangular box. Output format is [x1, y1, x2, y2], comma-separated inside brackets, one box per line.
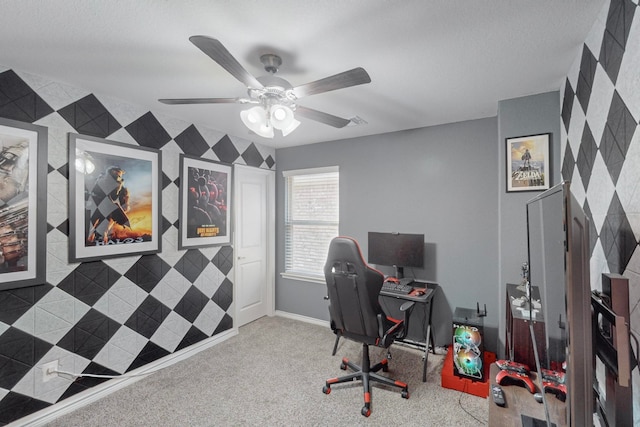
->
[367, 231, 424, 279]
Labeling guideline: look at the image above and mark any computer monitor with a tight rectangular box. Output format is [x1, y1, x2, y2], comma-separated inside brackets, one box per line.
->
[367, 232, 424, 279]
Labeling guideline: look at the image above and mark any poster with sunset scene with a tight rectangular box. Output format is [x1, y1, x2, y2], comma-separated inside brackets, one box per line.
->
[69, 134, 162, 262]
[506, 133, 550, 192]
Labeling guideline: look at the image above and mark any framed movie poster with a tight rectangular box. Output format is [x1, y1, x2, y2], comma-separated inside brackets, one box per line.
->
[0, 118, 47, 290]
[69, 134, 162, 262]
[178, 154, 231, 249]
[506, 133, 550, 193]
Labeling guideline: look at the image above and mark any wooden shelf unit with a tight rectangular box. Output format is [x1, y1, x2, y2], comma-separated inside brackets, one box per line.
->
[505, 283, 547, 370]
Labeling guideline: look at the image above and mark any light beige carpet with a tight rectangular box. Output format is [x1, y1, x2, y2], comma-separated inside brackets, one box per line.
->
[43, 316, 488, 426]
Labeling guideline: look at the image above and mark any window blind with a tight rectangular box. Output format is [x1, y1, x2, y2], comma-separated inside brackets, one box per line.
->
[284, 168, 339, 279]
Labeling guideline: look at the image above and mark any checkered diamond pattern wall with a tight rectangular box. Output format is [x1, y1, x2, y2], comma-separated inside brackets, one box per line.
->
[560, 0, 640, 415]
[0, 67, 274, 425]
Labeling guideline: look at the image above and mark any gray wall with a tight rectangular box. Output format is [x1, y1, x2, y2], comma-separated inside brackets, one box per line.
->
[497, 91, 562, 356]
[276, 117, 501, 350]
[276, 91, 561, 355]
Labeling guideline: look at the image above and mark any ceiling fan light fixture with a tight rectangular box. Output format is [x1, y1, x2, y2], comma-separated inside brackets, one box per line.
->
[240, 106, 264, 125]
[241, 106, 274, 138]
[270, 105, 296, 129]
[272, 105, 288, 121]
[74, 149, 96, 174]
[280, 116, 301, 137]
[270, 104, 301, 136]
[161, 38, 371, 140]
[256, 123, 275, 139]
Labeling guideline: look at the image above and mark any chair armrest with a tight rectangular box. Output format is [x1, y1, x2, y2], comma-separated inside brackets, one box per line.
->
[400, 300, 415, 312]
[381, 319, 403, 346]
[397, 301, 415, 340]
[378, 301, 416, 346]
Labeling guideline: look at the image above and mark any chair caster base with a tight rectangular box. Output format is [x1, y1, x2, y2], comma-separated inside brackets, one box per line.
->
[361, 405, 371, 417]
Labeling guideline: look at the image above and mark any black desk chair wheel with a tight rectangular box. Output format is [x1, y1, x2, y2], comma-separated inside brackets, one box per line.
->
[322, 236, 414, 417]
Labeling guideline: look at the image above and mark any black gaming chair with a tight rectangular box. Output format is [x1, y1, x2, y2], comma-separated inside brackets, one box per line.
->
[322, 236, 414, 417]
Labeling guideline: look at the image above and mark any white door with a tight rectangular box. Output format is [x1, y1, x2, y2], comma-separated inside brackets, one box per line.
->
[234, 165, 275, 326]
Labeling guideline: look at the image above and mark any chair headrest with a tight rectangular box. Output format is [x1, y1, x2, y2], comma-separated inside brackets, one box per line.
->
[326, 237, 365, 266]
[324, 236, 379, 278]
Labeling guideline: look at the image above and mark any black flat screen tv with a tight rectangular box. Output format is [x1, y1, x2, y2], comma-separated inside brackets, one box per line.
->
[367, 232, 424, 279]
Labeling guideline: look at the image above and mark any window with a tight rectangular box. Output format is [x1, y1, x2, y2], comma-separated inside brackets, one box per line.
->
[282, 166, 339, 281]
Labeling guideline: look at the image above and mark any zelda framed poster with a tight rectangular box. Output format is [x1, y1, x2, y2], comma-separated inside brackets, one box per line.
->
[506, 133, 550, 193]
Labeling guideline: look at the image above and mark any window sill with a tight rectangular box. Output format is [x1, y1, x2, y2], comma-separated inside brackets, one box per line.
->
[280, 272, 325, 284]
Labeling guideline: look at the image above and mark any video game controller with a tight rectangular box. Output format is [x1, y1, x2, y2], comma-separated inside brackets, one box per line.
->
[541, 368, 566, 401]
[495, 359, 530, 375]
[495, 359, 537, 394]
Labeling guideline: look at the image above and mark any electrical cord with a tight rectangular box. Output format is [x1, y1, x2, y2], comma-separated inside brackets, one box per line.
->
[49, 366, 165, 381]
[457, 380, 488, 425]
[53, 369, 154, 380]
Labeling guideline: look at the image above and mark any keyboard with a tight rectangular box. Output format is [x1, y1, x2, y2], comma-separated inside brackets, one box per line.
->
[381, 280, 413, 295]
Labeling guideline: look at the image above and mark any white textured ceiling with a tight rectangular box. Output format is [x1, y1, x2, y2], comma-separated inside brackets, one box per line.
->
[0, 0, 605, 148]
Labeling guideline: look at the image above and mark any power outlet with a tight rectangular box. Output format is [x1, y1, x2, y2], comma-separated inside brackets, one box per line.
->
[41, 360, 59, 382]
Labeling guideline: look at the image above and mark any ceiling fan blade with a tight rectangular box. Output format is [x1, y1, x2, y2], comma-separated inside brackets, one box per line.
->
[189, 36, 264, 89]
[159, 97, 246, 105]
[295, 106, 351, 128]
[291, 67, 371, 99]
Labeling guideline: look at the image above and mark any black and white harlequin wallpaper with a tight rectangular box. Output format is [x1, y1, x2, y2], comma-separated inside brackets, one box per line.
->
[560, 0, 640, 413]
[0, 67, 275, 424]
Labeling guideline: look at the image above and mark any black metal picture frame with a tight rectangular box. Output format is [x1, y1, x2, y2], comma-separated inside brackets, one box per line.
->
[178, 154, 232, 249]
[69, 133, 162, 262]
[0, 117, 47, 290]
[506, 133, 550, 193]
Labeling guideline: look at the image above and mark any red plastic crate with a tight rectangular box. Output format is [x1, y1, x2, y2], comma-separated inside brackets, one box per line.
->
[441, 347, 496, 398]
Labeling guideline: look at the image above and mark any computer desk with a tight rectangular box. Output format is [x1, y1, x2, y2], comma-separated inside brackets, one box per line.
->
[379, 280, 437, 382]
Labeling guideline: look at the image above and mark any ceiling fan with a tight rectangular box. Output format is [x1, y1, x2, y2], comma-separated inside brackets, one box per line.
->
[159, 36, 371, 138]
